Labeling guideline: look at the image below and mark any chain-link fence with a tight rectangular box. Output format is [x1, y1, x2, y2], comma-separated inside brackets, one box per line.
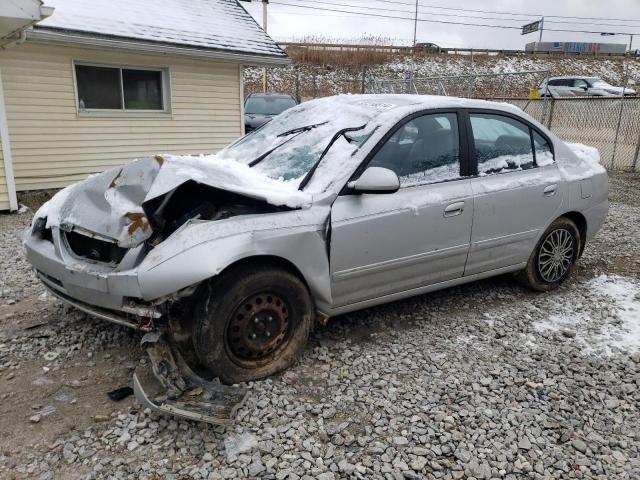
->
[366, 71, 639, 171]
[500, 97, 639, 171]
[368, 70, 552, 99]
[246, 67, 640, 171]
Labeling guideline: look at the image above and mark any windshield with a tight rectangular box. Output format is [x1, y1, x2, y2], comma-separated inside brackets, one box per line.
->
[245, 96, 297, 115]
[217, 97, 385, 190]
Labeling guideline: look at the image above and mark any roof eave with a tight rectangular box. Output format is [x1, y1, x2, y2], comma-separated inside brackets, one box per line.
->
[27, 28, 291, 66]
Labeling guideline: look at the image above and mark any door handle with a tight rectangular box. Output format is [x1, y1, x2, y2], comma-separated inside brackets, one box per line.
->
[443, 201, 465, 217]
[543, 184, 557, 196]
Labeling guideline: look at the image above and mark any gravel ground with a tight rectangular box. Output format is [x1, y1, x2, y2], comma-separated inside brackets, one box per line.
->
[1, 173, 639, 480]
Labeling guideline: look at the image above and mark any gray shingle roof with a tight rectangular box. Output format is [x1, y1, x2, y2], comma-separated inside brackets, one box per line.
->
[37, 0, 286, 59]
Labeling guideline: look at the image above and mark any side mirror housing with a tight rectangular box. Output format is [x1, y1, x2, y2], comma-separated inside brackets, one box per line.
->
[347, 167, 400, 194]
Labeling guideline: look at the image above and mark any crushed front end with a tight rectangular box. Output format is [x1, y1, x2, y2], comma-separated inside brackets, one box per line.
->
[21, 155, 288, 424]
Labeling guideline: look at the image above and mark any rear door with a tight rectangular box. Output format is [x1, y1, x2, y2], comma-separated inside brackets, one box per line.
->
[464, 111, 563, 276]
[330, 111, 473, 307]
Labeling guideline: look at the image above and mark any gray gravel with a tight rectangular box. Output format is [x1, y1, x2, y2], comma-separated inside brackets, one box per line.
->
[1, 173, 639, 480]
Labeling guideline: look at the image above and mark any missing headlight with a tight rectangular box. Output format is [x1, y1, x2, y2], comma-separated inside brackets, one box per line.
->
[32, 217, 53, 243]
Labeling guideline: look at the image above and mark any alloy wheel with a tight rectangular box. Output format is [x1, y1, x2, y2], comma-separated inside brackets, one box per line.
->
[537, 228, 575, 283]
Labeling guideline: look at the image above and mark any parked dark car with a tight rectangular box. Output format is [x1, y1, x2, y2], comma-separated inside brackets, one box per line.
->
[244, 93, 297, 133]
[415, 42, 441, 52]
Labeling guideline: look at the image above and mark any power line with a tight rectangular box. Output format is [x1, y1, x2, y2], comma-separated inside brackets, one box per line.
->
[286, 0, 539, 24]
[371, 0, 640, 24]
[271, 1, 523, 29]
[270, 1, 640, 34]
[288, 0, 640, 28]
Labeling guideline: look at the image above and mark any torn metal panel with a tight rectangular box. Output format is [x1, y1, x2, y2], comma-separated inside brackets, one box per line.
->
[134, 332, 248, 425]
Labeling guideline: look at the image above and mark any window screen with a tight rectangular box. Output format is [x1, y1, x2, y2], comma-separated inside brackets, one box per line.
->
[123, 69, 163, 110]
[75, 65, 122, 110]
[75, 64, 165, 111]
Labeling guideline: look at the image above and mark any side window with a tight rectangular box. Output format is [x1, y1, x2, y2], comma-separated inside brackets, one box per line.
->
[573, 79, 589, 88]
[368, 113, 460, 187]
[469, 114, 534, 175]
[533, 130, 554, 166]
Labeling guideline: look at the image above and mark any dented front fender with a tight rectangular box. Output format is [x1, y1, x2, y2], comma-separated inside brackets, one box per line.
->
[136, 206, 333, 312]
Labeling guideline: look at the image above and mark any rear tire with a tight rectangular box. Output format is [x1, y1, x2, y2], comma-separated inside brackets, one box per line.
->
[192, 264, 313, 384]
[517, 217, 581, 292]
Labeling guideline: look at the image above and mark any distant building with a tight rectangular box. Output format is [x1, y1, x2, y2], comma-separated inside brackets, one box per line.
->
[0, 0, 289, 211]
[525, 42, 627, 55]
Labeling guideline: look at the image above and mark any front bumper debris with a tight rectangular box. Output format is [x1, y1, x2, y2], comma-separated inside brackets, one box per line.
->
[133, 332, 248, 425]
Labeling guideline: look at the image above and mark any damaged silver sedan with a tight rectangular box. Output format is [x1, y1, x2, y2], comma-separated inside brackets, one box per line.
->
[24, 95, 608, 422]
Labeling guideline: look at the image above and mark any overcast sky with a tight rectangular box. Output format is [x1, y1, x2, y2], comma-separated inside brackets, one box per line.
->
[241, 0, 640, 50]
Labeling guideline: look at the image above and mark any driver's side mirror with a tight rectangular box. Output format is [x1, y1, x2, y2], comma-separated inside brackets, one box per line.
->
[347, 167, 400, 194]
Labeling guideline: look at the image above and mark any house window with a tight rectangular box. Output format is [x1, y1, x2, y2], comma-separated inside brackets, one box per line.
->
[75, 63, 168, 112]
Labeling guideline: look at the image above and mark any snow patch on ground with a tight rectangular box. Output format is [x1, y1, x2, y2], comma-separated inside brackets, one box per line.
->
[532, 275, 640, 356]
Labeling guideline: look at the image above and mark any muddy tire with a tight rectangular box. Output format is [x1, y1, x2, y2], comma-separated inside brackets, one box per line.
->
[517, 217, 581, 292]
[192, 264, 313, 384]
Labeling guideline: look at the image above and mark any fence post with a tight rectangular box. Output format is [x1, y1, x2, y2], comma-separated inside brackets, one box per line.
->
[611, 65, 629, 169]
[546, 98, 555, 129]
[294, 66, 300, 103]
[633, 130, 640, 171]
[361, 64, 367, 94]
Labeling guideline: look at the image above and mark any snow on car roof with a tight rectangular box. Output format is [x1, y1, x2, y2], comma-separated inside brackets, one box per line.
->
[37, 0, 286, 59]
[338, 94, 524, 118]
[546, 76, 600, 80]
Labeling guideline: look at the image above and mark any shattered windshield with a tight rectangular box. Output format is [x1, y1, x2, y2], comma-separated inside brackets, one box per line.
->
[217, 98, 382, 188]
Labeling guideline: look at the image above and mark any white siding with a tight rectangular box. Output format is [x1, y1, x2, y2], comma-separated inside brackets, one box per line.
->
[0, 43, 242, 191]
[0, 139, 8, 210]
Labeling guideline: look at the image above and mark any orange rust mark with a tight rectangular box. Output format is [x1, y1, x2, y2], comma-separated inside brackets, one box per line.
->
[126, 213, 150, 236]
[109, 169, 123, 188]
[155, 155, 165, 166]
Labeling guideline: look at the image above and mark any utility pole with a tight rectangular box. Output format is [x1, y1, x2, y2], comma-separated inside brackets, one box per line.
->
[630, 34, 634, 53]
[412, 0, 418, 46]
[410, 0, 418, 85]
[538, 16, 544, 43]
[262, 0, 268, 92]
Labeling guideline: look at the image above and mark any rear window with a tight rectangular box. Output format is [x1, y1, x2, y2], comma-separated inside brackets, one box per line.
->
[245, 96, 297, 116]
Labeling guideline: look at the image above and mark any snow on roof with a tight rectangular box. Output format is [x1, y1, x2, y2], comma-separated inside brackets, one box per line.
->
[332, 94, 525, 117]
[36, 0, 286, 59]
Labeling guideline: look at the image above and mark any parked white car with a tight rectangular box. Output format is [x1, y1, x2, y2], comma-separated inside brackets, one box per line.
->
[538, 76, 636, 97]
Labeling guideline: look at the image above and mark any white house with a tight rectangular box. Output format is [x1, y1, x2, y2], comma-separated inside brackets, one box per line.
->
[0, 0, 289, 211]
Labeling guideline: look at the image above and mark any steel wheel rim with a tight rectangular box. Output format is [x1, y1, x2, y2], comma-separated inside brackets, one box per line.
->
[537, 228, 575, 283]
[227, 292, 291, 362]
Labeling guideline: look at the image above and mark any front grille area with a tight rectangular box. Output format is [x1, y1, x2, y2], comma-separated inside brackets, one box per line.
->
[65, 231, 128, 265]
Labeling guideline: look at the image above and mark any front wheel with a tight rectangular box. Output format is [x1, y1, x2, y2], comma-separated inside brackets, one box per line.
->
[192, 264, 313, 384]
[517, 217, 581, 292]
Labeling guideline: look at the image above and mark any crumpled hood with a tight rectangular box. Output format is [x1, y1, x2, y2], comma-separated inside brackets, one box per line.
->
[35, 154, 312, 248]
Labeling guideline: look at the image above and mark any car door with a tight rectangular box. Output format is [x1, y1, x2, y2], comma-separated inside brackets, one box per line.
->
[464, 111, 563, 276]
[572, 78, 590, 96]
[330, 111, 474, 308]
[550, 79, 575, 97]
